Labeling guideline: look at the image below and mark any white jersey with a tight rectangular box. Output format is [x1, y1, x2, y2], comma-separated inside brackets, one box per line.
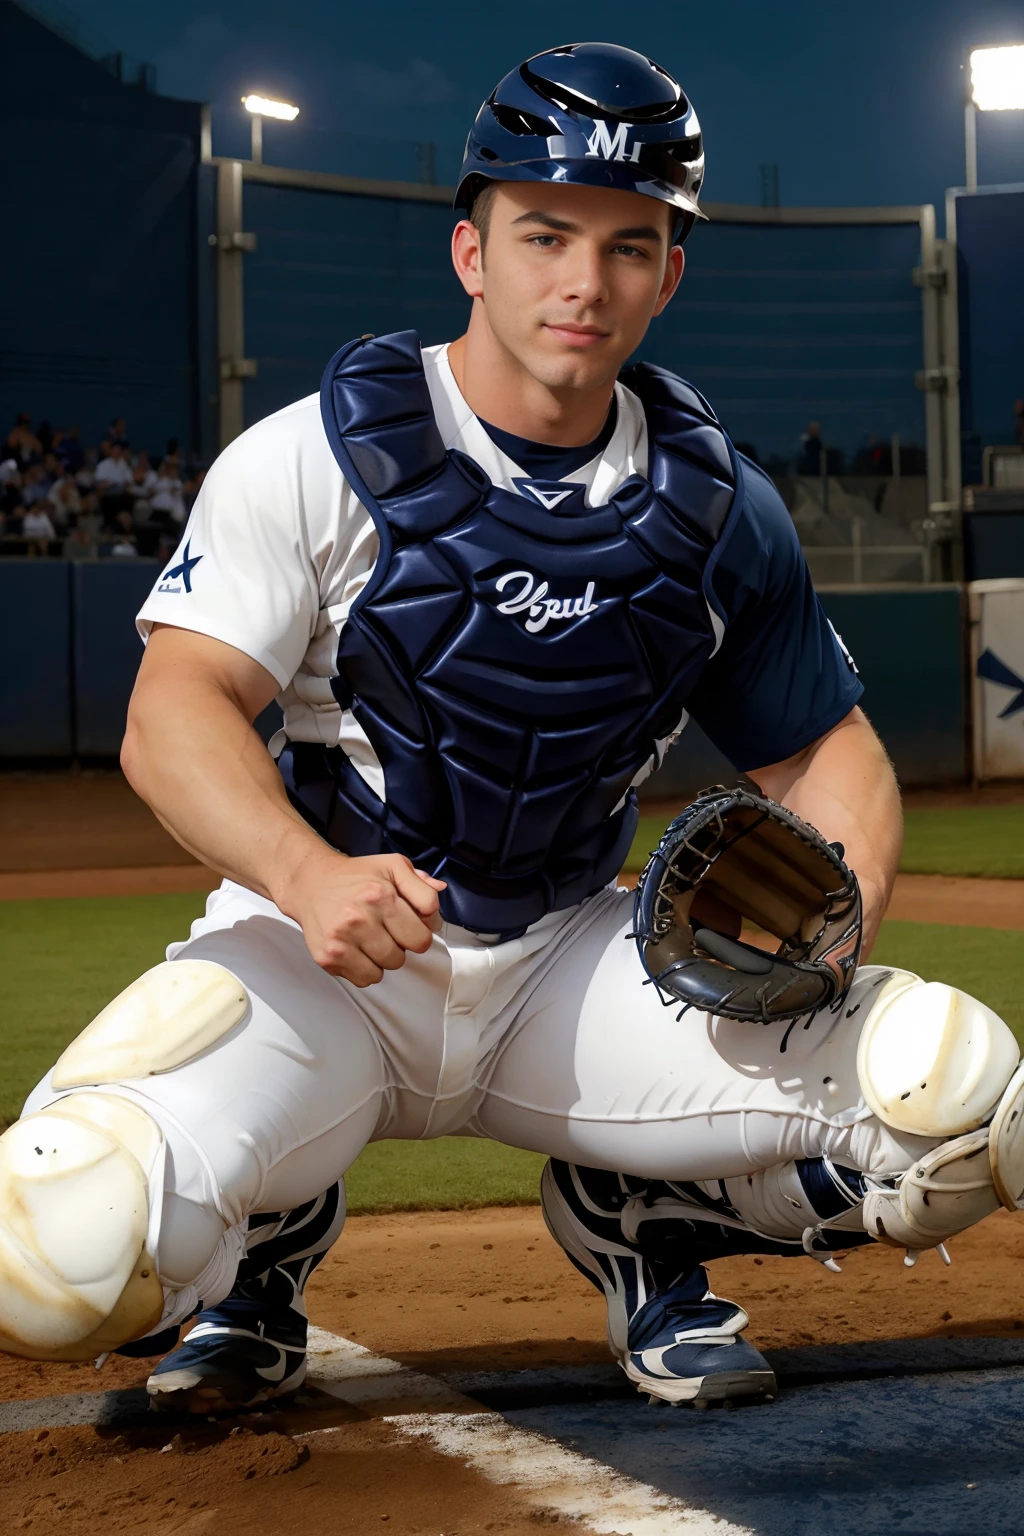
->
[137, 343, 650, 798]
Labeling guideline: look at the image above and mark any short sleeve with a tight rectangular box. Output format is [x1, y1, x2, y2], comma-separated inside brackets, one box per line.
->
[686, 456, 863, 770]
[136, 399, 341, 690]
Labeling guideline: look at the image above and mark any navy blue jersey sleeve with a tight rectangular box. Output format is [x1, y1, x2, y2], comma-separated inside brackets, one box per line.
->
[687, 455, 863, 770]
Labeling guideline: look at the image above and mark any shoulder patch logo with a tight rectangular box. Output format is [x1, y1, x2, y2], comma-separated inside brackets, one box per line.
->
[158, 540, 202, 595]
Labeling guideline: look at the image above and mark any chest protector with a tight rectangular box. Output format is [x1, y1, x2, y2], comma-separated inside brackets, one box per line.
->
[277, 331, 739, 935]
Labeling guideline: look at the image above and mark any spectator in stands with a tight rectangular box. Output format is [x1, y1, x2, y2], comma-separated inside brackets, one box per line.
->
[163, 438, 182, 480]
[130, 451, 159, 513]
[77, 491, 103, 542]
[0, 468, 22, 517]
[20, 465, 49, 506]
[49, 469, 82, 525]
[4, 408, 41, 460]
[62, 520, 97, 560]
[797, 420, 824, 476]
[39, 452, 61, 494]
[22, 501, 56, 555]
[76, 448, 97, 493]
[108, 507, 138, 558]
[95, 442, 133, 519]
[151, 457, 186, 524]
[0, 413, 203, 554]
[5, 413, 41, 465]
[56, 425, 84, 474]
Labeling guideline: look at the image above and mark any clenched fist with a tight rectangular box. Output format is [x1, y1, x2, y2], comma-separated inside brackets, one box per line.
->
[274, 848, 446, 986]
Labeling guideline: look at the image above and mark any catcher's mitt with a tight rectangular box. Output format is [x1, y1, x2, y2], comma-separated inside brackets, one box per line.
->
[633, 785, 861, 1024]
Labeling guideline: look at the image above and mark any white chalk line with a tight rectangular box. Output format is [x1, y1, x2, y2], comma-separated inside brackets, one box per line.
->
[303, 1326, 752, 1536]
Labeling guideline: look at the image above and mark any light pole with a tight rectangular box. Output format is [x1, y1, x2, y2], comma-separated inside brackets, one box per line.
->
[964, 44, 1024, 191]
[241, 92, 300, 165]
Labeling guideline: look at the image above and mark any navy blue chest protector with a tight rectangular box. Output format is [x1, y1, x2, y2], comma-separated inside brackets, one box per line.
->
[277, 331, 739, 935]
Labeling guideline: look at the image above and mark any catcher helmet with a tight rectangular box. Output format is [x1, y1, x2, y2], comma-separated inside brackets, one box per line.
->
[456, 42, 706, 242]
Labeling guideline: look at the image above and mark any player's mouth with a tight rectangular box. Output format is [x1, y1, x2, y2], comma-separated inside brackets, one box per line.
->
[543, 322, 610, 348]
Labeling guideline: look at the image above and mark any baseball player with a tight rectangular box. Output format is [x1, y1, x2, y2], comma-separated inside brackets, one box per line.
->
[2, 43, 1020, 1414]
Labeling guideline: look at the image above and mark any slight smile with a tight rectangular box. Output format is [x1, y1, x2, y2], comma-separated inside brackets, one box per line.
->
[543, 323, 610, 348]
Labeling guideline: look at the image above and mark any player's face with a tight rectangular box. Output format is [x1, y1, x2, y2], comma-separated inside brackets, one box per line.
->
[453, 181, 684, 394]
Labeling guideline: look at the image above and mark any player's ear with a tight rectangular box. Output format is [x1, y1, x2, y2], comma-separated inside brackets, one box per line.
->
[452, 219, 485, 300]
[652, 245, 684, 317]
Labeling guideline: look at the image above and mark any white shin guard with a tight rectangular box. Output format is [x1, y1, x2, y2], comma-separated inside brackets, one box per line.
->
[0, 1092, 166, 1360]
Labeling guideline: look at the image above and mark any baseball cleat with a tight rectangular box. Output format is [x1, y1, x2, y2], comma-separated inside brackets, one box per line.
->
[540, 1159, 777, 1407]
[623, 1270, 776, 1406]
[146, 1297, 307, 1414]
[147, 1181, 345, 1415]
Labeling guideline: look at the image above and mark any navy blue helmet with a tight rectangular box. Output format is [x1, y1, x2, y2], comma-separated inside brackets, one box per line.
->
[456, 42, 706, 242]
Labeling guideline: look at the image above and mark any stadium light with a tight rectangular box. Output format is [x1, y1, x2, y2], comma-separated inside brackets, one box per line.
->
[964, 44, 1024, 190]
[241, 93, 300, 165]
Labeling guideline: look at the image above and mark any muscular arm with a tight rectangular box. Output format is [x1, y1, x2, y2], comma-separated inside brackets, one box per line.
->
[121, 624, 444, 984]
[746, 705, 901, 956]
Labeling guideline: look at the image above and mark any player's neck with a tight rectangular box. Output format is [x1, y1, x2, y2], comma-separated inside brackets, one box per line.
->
[447, 322, 616, 448]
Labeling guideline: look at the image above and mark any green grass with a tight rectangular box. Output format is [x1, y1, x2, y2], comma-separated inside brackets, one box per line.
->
[0, 893, 209, 1129]
[2, 894, 1024, 1213]
[626, 805, 1024, 878]
[344, 1138, 545, 1214]
[899, 806, 1024, 879]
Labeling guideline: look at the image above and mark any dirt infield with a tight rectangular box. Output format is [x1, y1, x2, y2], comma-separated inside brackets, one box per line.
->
[1, 1205, 1023, 1533]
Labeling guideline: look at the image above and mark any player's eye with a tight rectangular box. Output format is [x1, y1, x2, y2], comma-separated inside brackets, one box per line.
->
[612, 244, 649, 259]
[527, 234, 560, 248]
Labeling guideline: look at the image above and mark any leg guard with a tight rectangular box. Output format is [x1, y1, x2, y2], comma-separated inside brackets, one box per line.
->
[0, 1093, 164, 1360]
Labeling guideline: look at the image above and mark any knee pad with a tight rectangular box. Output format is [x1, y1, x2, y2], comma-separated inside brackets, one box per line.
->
[0, 1093, 165, 1361]
[51, 959, 248, 1089]
[856, 970, 1020, 1138]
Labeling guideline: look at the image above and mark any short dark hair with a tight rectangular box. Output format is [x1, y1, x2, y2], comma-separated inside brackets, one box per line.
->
[469, 181, 499, 246]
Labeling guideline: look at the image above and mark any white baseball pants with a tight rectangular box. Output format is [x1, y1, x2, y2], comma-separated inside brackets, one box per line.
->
[24, 880, 934, 1328]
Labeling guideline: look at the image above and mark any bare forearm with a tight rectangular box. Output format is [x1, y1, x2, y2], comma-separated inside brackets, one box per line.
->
[121, 671, 326, 904]
[749, 709, 902, 954]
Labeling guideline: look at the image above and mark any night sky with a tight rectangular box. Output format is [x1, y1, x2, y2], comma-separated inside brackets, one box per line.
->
[60, 0, 1024, 210]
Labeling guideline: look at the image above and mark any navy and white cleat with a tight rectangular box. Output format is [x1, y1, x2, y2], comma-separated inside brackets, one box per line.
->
[540, 1159, 776, 1406]
[147, 1181, 345, 1415]
[145, 1295, 308, 1415]
[624, 1269, 775, 1406]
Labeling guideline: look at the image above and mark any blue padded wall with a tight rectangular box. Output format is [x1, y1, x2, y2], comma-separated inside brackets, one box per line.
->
[820, 587, 965, 785]
[0, 560, 72, 756]
[71, 561, 157, 757]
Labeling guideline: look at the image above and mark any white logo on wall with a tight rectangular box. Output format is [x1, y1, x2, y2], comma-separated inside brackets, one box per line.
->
[495, 570, 599, 634]
[585, 120, 642, 164]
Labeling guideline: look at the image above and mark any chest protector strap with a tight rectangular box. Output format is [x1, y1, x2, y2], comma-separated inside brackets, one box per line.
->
[278, 331, 739, 935]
